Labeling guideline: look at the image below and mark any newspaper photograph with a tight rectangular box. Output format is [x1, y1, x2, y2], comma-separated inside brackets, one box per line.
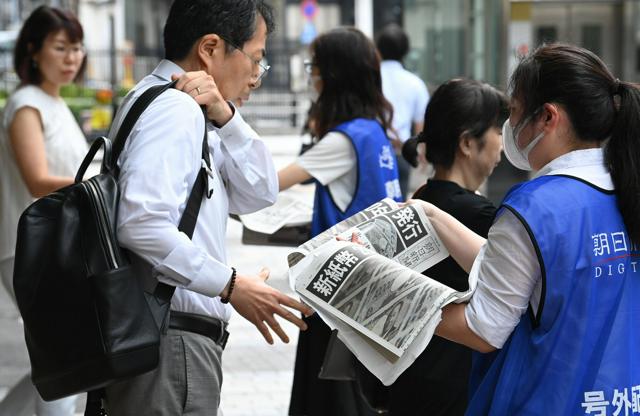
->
[293, 240, 456, 357]
[288, 198, 449, 272]
[287, 198, 399, 267]
[335, 203, 450, 273]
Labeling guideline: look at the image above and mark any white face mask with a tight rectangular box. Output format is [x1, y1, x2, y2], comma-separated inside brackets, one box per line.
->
[308, 74, 321, 102]
[501, 112, 545, 171]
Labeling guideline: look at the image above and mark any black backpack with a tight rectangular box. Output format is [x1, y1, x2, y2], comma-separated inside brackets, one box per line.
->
[12, 81, 211, 409]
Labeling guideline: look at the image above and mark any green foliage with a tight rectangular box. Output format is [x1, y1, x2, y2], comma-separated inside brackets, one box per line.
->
[59, 84, 98, 98]
[116, 86, 131, 97]
[59, 83, 80, 97]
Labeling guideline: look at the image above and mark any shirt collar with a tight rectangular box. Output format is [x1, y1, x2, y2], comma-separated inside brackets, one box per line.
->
[381, 60, 403, 70]
[535, 147, 613, 190]
[151, 59, 185, 82]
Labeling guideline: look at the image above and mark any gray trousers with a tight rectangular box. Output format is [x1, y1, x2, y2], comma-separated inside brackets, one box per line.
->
[105, 328, 224, 416]
[0, 257, 78, 416]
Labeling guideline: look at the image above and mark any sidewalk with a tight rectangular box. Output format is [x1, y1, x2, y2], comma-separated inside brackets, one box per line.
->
[220, 218, 300, 416]
[220, 134, 303, 416]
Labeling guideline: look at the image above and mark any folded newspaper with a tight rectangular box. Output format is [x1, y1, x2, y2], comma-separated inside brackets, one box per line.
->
[240, 190, 313, 235]
[288, 198, 478, 385]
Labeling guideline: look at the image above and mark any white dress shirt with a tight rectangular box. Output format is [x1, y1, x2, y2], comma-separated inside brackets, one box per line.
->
[297, 131, 356, 211]
[111, 60, 278, 322]
[380, 60, 429, 142]
[465, 148, 612, 348]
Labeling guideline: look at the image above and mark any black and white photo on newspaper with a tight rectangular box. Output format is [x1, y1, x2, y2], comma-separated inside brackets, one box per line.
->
[287, 198, 478, 384]
[287, 198, 400, 267]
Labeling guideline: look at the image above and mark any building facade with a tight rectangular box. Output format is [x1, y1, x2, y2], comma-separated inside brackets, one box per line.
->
[398, 0, 640, 91]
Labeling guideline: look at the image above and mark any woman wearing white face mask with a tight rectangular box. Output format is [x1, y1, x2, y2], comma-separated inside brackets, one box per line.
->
[412, 43, 640, 415]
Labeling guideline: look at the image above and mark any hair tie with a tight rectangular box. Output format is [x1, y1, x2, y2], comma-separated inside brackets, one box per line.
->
[613, 78, 621, 94]
[611, 78, 622, 112]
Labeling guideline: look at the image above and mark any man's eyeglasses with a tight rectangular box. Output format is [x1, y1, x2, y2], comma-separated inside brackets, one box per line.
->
[221, 37, 270, 82]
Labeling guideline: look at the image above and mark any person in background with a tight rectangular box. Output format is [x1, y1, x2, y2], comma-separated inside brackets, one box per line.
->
[421, 43, 640, 415]
[376, 23, 430, 199]
[388, 78, 507, 415]
[103, 1, 312, 415]
[0, 5, 88, 416]
[278, 27, 402, 415]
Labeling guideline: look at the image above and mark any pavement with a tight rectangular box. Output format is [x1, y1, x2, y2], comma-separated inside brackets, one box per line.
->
[219, 219, 301, 416]
[0, 135, 304, 416]
[217, 134, 309, 416]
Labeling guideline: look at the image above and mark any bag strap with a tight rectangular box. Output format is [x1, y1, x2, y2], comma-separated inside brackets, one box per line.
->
[108, 81, 213, 300]
[153, 117, 211, 302]
[84, 388, 107, 416]
[110, 80, 178, 170]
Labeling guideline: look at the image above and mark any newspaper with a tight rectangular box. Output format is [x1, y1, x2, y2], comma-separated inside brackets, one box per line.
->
[288, 198, 400, 267]
[288, 198, 477, 385]
[240, 191, 313, 235]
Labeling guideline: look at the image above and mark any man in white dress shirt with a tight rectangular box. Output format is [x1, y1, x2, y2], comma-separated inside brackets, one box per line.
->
[376, 24, 430, 198]
[104, 1, 312, 415]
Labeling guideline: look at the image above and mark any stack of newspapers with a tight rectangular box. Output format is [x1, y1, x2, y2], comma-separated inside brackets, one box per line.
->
[287, 198, 478, 385]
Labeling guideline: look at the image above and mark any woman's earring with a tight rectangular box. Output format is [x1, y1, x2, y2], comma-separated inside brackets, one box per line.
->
[32, 59, 38, 69]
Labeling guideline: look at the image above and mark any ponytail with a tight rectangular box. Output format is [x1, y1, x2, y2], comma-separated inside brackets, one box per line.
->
[605, 82, 640, 246]
[510, 44, 640, 246]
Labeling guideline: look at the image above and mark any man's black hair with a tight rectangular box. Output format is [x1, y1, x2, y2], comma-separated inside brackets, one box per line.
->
[163, 0, 275, 61]
[376, 23, 409, 62]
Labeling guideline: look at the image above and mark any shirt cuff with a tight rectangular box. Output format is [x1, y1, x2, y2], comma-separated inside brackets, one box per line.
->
[152, 244, 233, 298]
[464, 245, 505, 349]
[188, 257, 233, 298]
[213, 102, 256, 153]
[465, 295, 505, 349]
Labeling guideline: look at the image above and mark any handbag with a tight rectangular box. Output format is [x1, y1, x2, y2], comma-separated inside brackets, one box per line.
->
[12, 81, 212, 408]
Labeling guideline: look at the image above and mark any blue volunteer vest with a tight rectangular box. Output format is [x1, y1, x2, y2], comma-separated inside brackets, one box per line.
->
[466, 175, 640, 416]
[311, 118, 401, 236]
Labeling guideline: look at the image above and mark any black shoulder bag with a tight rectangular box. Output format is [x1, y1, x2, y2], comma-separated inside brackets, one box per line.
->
[13, 81, 212, 413]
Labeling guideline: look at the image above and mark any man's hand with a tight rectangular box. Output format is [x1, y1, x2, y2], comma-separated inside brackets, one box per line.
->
[230, 268, 314, 345]
[172, 71, 233, 126]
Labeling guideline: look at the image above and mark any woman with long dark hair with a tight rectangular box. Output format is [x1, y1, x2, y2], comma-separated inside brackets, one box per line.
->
[388, 78, 507, 415]
[279, 27, 402, 415]
[417, 43, 640, 414]
[0, 5, 88, 415]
